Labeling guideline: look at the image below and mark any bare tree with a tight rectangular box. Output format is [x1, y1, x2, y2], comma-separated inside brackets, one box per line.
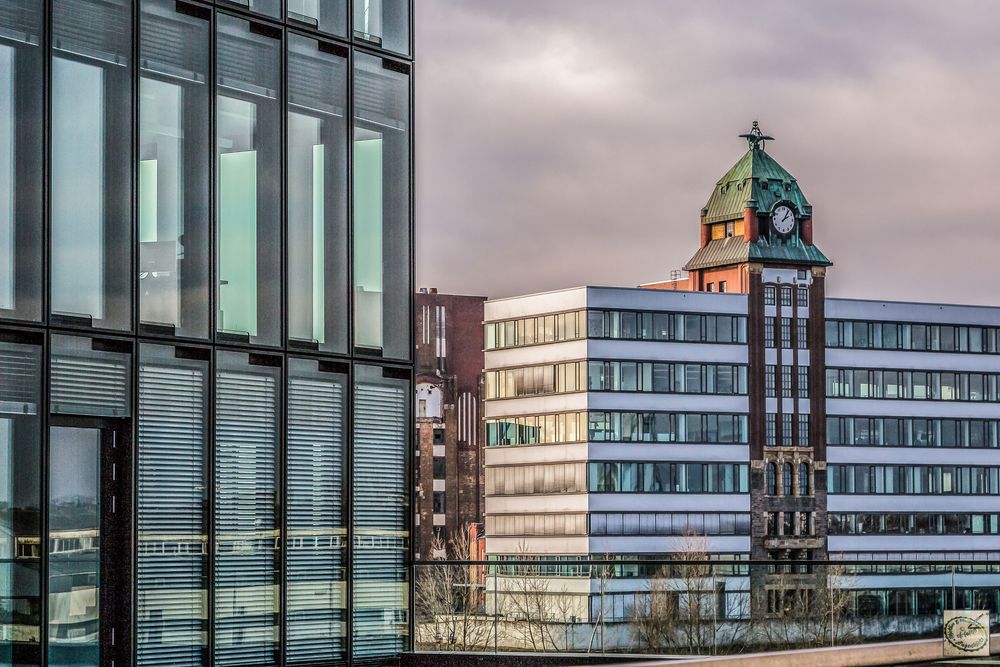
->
[754, 562, 856, 650]
[495, 542, 561, 651]
[414, 529, 491, 651]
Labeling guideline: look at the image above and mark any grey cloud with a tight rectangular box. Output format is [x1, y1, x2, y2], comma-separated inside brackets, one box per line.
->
[416, 1, 1000, 304]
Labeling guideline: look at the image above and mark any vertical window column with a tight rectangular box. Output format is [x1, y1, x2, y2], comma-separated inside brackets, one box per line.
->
[352, 52, 411, 359]
[216, 15, 281, 346]
[352, 364, 409, 659]
[214, 351, 281, 666]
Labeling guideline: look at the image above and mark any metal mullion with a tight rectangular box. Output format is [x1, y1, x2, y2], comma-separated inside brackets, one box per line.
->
[129, 1, 141, 660]
[39, 326, 50, 667]
[344, 358, 354, 665]
[405, 40, 416, 654]
[207, 345, 218, 667]
[278, 16, 288, 665]
[278, 350, 288, 667]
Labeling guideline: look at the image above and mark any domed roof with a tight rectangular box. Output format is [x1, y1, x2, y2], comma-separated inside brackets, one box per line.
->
[701, 123, 811, 224]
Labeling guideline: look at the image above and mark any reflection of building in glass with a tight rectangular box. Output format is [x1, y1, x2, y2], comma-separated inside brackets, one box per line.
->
[0, 1, 413, 664]
[483, 126, 1000, 628]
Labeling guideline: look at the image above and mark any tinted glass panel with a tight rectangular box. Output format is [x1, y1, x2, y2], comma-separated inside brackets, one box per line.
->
[138, 0, 210, 339]
[353, 53, 410, 359]
[51, 0, 133, 330]
[0, 340, 42, 663]
[352, 0, 409, 55]
[0, 0, 43, 321]
[352, 364, 408, 658]
[137, 344, 209, 666]
[289, 0, 346, 36]
[287, 35, 348, 353]
[216, 15, 281, 346]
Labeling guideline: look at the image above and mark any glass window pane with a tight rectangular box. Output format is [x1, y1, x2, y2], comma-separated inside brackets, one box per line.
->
[50, 334, 132, 417]
[137, 343, 209, 666]
[287, 358, 347, 663]
[214, 351, 280, 665]
[0, 340, 42, 661]
[352, 365, 409, 658]
[353, 0, 409, 55]
[51, 0, 133, 330]
[0, 0, 43, 321]
[353, 52, 411, 358]
[138, 0, 210, 338]
[216, 15, 281, 346]
[289, 0, 347, 36]
[288, 35, 348, 353]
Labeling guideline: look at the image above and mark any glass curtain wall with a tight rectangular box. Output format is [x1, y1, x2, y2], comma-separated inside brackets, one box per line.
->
[51, 0, 133, 330]
[0, 0, 43, 322]
[0, 339, 42, 666]
[287, 35, 348, 353]
[288, 0, 346, 36]
[216, 15, 281, 346]
[287, 358, 348, 663]
[137, 344, 209, 666]
[138, 0, 211, 339]
[352, 0, 408, 55]
[352, 364, 409, 658]
[214, 351, 281, 665]
[353, 52, 410, 358]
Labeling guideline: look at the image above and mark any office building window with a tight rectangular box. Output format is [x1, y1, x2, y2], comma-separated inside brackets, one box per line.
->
[588, 462, 749, 494]
[287, 358, 348, 662]
[780, 286, 792, 306]
[706, 283, 714, 292]
[137, 343, 209, 665]
[216, 15, 282, 346]
[799, 463, 810, 496]
[764, 286, 776, 305]
[781, 365, 792, 398]
[51, 0, 133, 330]
[353, 0, 410, 55]
[780, 320, 792, 348]
[287, 33, 349, 353]
[764, 317, 775, 348]
[289, 0, 347, 36]
[352, 365, 409, 658]
[432, 455, 445, 479]
[214, 351, 281, 665]
[798, 366, 809, 398]
[782, 414, 793, 446]
[797, 319, 808, 349]
[353, 52, 411, 359]
[719, 280, 727, 293]
[0, 0, 42, 321]
[766, 463, 777, 495]
[782, 463, 793, 496]
[797, 287, 808, 308]
[765, 414, 776, 446]
[799, 414, 810, 446]
[765, 365, 776, 397]
[138, 0, 211, 339]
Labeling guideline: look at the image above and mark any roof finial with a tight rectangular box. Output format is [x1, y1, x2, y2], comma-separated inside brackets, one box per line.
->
[738, 120, 773, 151]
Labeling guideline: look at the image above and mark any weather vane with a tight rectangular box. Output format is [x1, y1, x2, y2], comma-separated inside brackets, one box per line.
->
[739, 120, 773, 151]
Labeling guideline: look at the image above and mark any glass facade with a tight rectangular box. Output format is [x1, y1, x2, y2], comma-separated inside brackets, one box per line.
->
[0, 1, 413, 664]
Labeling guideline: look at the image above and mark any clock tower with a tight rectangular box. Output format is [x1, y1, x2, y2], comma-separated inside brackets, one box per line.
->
[683, 123, 833, 614]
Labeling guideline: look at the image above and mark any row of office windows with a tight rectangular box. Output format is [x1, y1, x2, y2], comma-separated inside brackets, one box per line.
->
[828, 513, 1000, 536]
[485, 463, 587, 496]
[588, 462, 750, 494]
[486, 513, 587, 537]
[764, 285, 809, 308]
[825, 368, 1000, 402]
[828, 464, 1000, 495]
[848, 589, 1000, 619]
[0, 0, 412, 359]
[483, 309, 748, 350]
[763, 511, 814, 537]
[590, 512, 751, 536]
[484, 361, 749, 399]
[0, 336, 409, 664]
[484, 411, 749, 447]
[826, 320, 1000, 354]
[827, 416, 1000, 448]
[764, 317, 808, 349]
[765, 364, 810, 397]
[489, 554, 748, 579]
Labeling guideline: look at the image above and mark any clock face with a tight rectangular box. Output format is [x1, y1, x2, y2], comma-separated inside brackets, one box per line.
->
[772, 205, 795, 235]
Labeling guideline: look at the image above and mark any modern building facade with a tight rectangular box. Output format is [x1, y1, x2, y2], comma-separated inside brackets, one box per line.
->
[482, 124, 1000, 623]
[413, 290, 486, 560]
[0, 0, 413, 665]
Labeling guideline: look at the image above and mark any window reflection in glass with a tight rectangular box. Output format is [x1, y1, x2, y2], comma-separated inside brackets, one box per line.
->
[0, 0, 43, 321]
[0, 340, 42, 661]
[51, 0, 133, 330]
[289, 0, 346, 35]
[353, 52, 410, 358]
[216, 15, 281, 345]
[353, 0, 409, 54]
[288, 35, 348, 353]
[138, 0, 210, 338]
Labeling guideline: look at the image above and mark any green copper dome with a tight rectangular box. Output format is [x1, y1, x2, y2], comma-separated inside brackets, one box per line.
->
[701, 125, 811, 224]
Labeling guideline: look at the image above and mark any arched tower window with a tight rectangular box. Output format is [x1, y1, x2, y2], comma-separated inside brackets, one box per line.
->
[799, 462, 810, 496]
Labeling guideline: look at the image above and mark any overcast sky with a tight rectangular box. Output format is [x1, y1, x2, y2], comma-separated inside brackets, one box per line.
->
[414, 1, 1000, 304]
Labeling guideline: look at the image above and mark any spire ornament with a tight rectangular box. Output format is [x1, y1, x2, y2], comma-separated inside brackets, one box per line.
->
[738, 120, 773, 151]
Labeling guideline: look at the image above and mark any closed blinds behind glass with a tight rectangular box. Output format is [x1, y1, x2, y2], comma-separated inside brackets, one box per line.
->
[214, 357, 279, 666]
[287, 364, 346, 663]
[137, 347, 208, 666]
[352, 368, 407, 658]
